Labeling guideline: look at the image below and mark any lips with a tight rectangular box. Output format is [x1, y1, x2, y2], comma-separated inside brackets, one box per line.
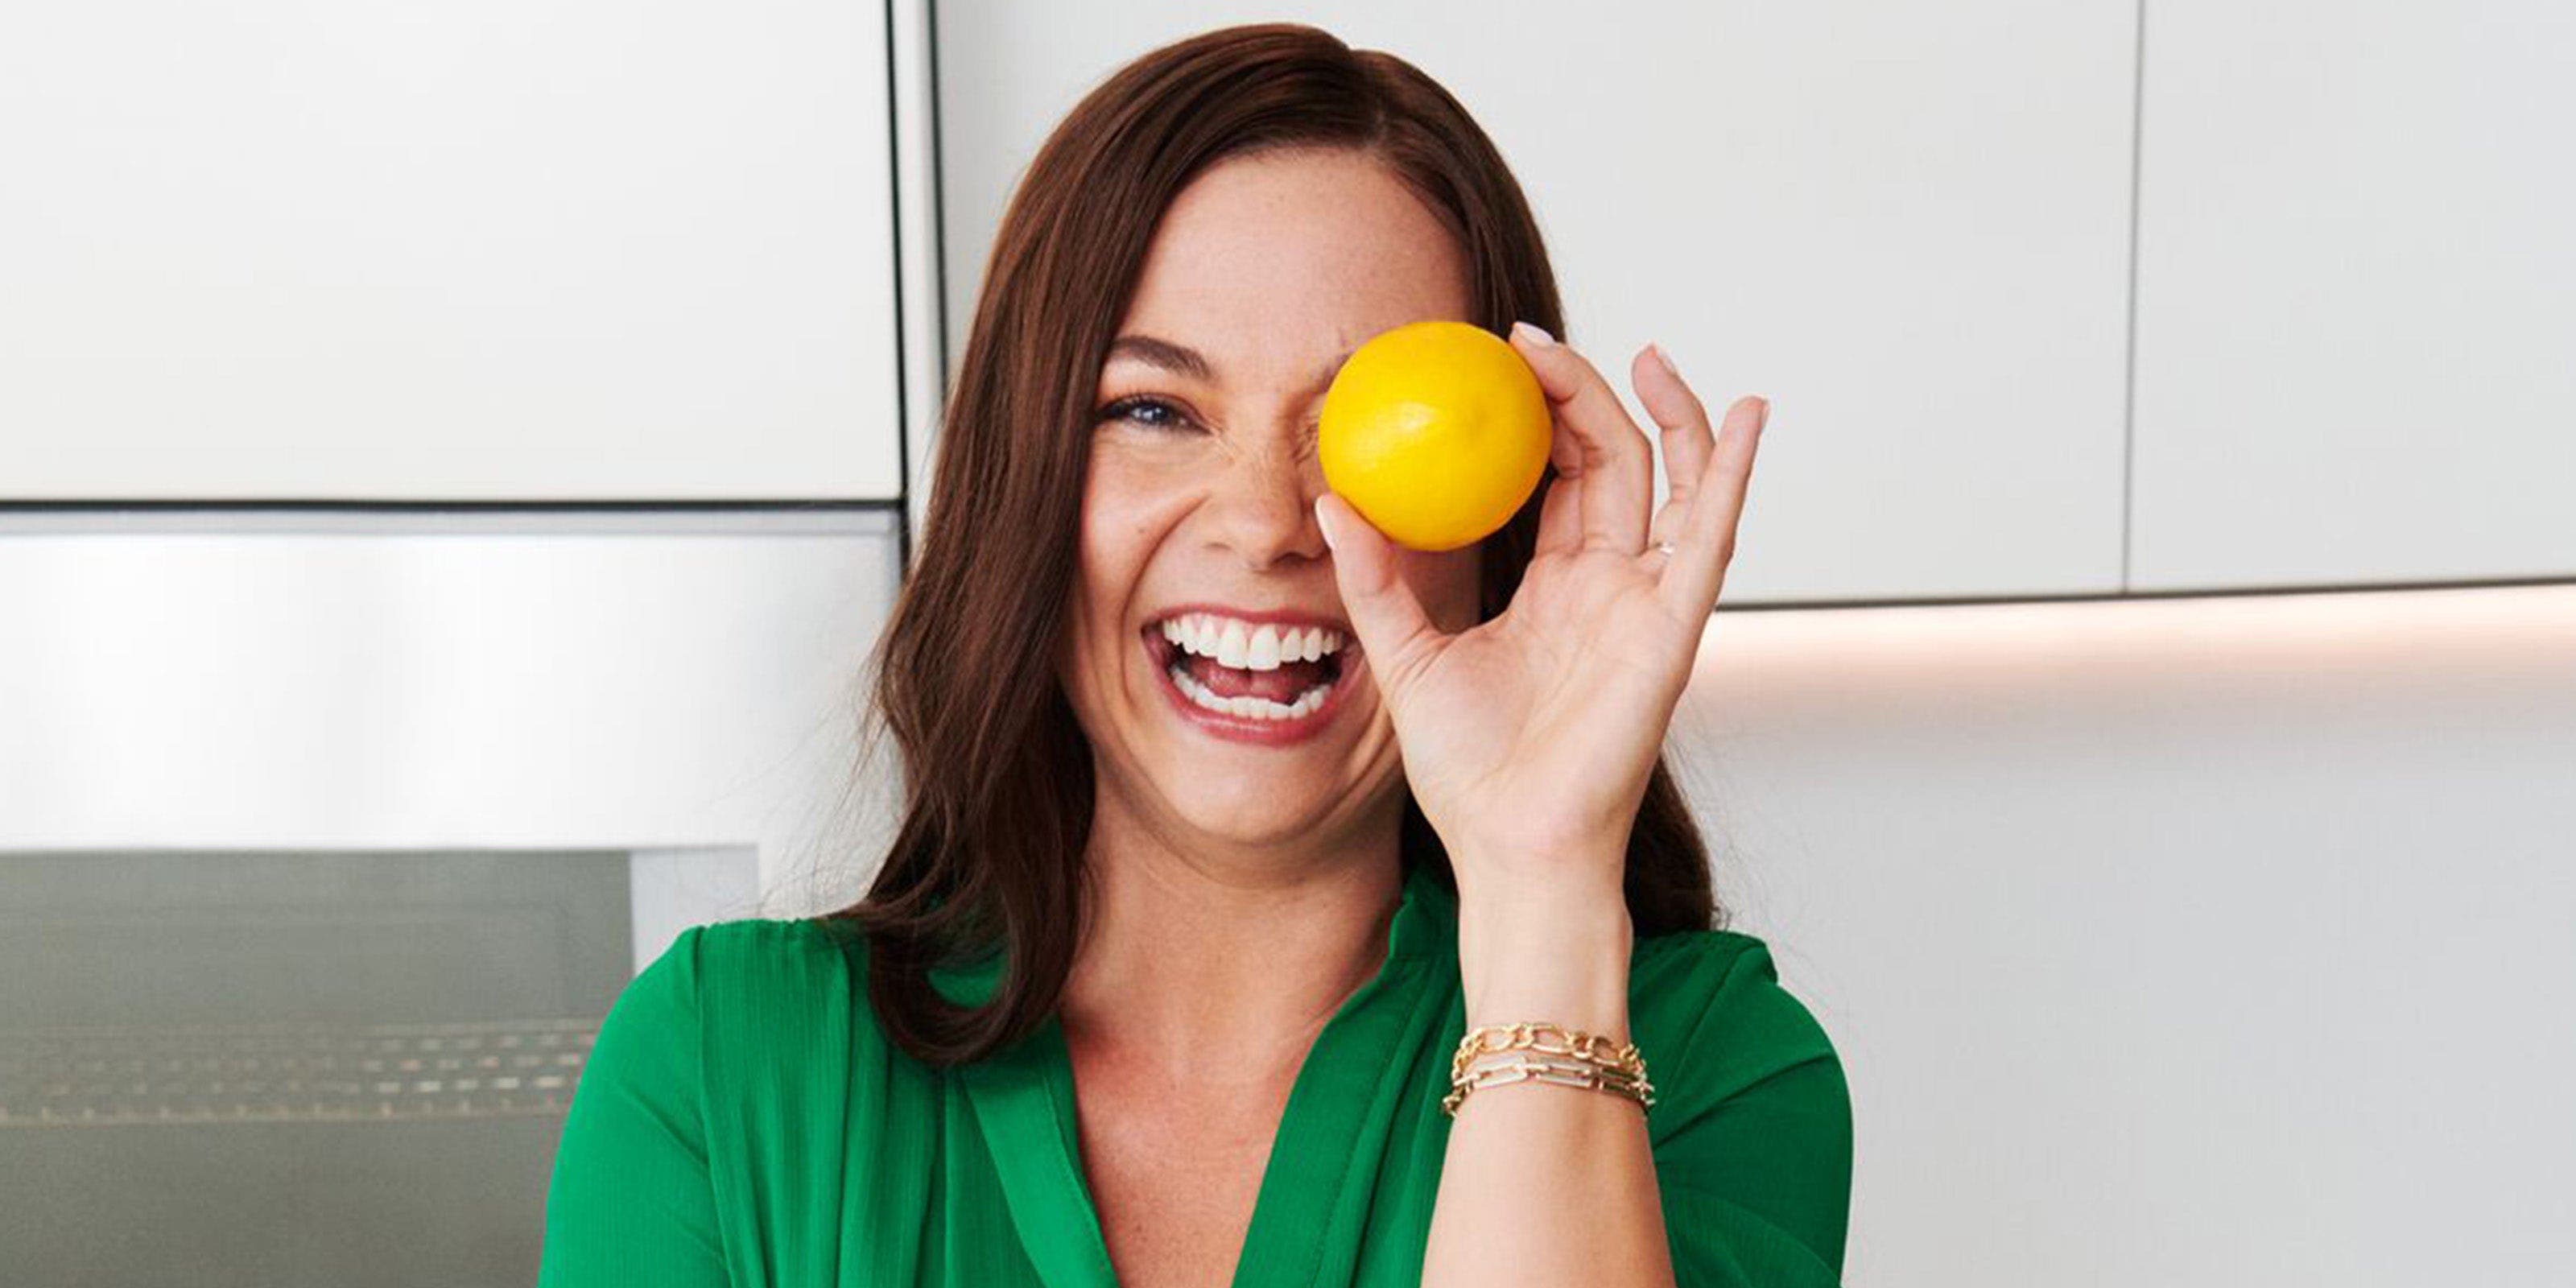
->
[1139, 621, 1363, 746]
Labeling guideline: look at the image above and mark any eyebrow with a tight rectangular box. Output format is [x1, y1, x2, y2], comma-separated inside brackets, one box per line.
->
[1104, 333, 1351, 393]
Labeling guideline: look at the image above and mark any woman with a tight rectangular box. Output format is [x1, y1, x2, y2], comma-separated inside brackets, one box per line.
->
[539, 22, 1851, 1288]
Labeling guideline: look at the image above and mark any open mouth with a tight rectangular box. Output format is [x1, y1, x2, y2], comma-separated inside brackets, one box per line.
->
[1140, 612, 1357, 732]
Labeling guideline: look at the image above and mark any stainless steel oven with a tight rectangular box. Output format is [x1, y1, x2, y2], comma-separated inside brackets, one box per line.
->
[0, 507, 902, 1284]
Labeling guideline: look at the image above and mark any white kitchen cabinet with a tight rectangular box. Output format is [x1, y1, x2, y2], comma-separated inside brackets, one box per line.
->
[0, 507, 902, 905]
[0, 0, 923, 502]
[932, 2, 2139, 603]
[2130, 0, 2576, 592]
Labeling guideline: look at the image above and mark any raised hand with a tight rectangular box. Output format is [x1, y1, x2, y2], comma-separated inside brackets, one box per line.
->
[1315, 322, 1768, 903]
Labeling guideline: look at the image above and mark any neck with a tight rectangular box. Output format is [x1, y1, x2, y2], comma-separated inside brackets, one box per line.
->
[1059, 786, 1407, 1087]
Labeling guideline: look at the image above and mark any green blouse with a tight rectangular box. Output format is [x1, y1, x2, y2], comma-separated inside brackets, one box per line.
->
[537, 862, 1853, 1286]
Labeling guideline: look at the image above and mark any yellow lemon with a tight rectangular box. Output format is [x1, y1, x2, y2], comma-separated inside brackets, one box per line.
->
[1317, 320, 1553, 552]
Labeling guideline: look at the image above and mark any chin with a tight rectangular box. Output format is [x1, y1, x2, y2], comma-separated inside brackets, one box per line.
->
[1154, 767, 1346, 850]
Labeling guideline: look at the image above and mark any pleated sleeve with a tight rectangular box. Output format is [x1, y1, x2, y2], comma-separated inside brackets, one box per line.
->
[1637, 932, 1856, 1286]
[537, 925, 733, 1288]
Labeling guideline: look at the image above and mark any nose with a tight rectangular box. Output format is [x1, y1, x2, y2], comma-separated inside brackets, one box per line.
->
[1205, 432, 1328, 568]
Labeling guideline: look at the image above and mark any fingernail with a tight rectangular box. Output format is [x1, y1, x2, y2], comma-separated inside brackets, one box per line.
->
[1648, 341, 1681, 379]
[1510, 320, 1556, 347]
[1313, 495, 1340, 551]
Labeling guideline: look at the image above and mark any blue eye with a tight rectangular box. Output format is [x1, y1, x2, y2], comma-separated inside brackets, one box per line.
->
[1098, 395, 1198, 433]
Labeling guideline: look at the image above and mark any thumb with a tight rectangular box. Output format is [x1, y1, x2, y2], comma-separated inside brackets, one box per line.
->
[1314, 491, 1439, 690]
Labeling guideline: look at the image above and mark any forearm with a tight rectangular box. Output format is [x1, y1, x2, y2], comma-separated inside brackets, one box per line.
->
[1422, 861, 1675, 1288]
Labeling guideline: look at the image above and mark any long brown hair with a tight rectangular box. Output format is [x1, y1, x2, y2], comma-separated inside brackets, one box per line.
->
[827, 22, 1722, 1069]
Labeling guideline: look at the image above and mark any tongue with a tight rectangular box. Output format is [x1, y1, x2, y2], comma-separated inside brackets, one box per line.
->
[1182, 654, 1331, 701]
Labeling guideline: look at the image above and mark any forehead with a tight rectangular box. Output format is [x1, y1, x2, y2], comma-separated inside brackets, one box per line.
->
[1115, 147, 1472, 380]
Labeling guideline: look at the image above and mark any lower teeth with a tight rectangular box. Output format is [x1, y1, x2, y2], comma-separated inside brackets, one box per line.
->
[1169, 662, 1331, 722]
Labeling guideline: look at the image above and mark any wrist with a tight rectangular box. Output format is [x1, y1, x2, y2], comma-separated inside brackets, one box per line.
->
[1454, 877, 1634, 1041]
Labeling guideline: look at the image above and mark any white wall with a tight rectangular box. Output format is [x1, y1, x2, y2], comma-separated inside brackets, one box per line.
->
[1670, 584, 2576, 1284]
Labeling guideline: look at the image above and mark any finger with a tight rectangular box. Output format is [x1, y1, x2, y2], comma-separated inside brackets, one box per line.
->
[1315, 491, 1441, 687]
[1533, 468, 1584, 556]
[1510, 322, 1653, 553]
[1631, 342, 1715, 546]
[1657, 395, 1769, 621]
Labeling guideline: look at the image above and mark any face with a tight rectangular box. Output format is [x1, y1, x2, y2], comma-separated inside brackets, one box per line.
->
[1059, 146, 1485, 861]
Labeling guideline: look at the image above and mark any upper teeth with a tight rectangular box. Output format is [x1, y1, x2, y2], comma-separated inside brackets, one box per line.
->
[1159, 613, 1345, 671]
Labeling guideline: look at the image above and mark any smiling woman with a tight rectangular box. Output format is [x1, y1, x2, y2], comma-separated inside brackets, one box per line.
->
[538, 20, 1851, 1288]
[1060, 142, 1481, 857]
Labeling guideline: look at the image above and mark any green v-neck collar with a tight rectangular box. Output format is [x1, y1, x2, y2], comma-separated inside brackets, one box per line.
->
[942, 862, 1459, 1288]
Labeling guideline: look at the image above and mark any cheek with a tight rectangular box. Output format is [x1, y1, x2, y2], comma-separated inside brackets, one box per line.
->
[1076, 460, 1176, 604]
[1067, 450, 1194, 678]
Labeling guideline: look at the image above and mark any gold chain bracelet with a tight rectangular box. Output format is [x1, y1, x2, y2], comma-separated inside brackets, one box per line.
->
[1441, 1022, 1655, 1117]
[1450, 1021, 1645, 1080]
[1442, 1052, 1657, 1116]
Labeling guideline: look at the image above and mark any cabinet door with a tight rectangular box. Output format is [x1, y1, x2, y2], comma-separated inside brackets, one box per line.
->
[0, 510, 903, 897]
[0, 0, 908, 502]
[935, 2, 2138, 602]
[2131, 1, 2576, 591]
